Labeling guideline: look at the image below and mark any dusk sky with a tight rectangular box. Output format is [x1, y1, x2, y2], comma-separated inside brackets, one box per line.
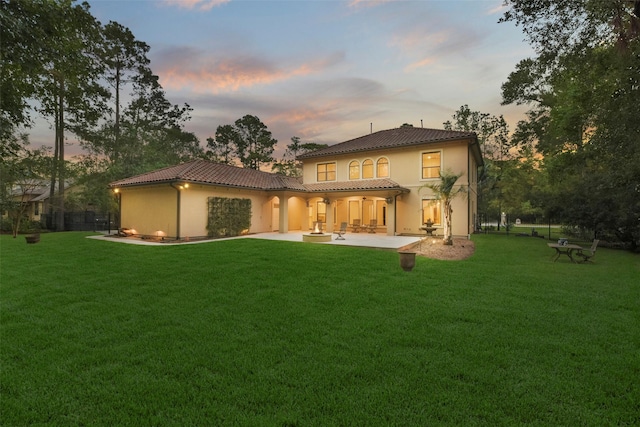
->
[31, 0, 534, 158]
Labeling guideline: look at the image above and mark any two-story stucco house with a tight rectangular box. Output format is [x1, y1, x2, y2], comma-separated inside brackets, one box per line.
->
[108, 126, 482, 240]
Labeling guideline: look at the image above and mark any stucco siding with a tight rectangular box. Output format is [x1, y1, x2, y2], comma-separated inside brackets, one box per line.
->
[179, 185, 274, 237]
[120, 185, 177, 237]
[301, 140, 473, 236]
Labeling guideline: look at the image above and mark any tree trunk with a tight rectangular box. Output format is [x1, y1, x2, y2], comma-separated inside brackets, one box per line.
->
[443, 201, 453, 245]
[114, 63, 121, 164]
[56, 78, 65, 232]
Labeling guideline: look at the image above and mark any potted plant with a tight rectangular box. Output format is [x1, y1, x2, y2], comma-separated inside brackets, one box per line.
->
[398, 251, 416, 271]
[25, 233, 40, 244]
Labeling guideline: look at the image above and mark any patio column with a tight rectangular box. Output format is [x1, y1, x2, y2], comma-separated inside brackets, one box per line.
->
[325, 199, 334, 232]
[278, 195, 289, 233]
[387, 196, 397, 236]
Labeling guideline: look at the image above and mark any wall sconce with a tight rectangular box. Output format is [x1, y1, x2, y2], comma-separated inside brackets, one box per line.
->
[113, 188, 120, 193]
[385, 197, 393, 204]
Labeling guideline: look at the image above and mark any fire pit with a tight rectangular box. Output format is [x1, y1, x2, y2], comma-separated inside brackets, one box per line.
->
[303, 221, 331, 242]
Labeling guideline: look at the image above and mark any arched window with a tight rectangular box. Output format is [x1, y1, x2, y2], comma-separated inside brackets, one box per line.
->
[349, 160, 360, 180]
[376, 157, 389, 178]
[362, 159, 374, 179]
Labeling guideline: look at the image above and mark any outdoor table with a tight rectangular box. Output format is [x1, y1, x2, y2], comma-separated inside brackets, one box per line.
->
[547, 243, 583, 263]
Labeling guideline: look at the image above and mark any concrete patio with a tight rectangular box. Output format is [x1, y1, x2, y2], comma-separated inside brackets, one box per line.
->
[89, 230, 422, 250]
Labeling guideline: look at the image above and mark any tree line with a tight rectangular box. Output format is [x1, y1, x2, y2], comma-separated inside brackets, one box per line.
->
[0, 0, 319, 236]
[449, 0, 639, 249]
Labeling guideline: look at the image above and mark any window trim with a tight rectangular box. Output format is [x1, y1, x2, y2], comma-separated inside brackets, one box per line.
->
[349, 160, 360, 180]
[362, 159, 374, 179]
[422, 198, 442, 226]
[376, 157, 389, 178]
[317, 162, 336, 182]
[421, 150, 442, 180]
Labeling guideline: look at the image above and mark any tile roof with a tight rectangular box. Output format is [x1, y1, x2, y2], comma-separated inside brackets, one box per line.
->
[109, 159, 306, 191]
[109, 159, 409, 194]
[297, 126, 478, 159]
[303, 178, 406, 193]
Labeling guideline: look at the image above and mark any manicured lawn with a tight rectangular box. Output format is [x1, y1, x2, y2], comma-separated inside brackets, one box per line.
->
[1, 232, 638, 425]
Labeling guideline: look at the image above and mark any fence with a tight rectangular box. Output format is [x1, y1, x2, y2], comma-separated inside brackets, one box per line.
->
[41, 211, 120, 233]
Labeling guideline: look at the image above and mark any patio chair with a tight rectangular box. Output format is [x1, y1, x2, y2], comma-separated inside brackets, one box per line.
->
[350, 219, 361, 233]
[333, 222, 348, 240]
[365, 219, 378, 233]
[575, 239, 599, 263]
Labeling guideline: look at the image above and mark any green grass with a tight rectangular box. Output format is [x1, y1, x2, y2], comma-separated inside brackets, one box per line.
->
[1, 232, 639, 426]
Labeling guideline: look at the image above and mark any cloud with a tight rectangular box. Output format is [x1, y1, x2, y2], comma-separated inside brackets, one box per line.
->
[404, 56, 437, 72]
[162, 0, 229, 11]
[486, 2, 508, 16]
[389, 18, 485, 72]
[153, 47, 345, 93]
[348, 0, 393, 8]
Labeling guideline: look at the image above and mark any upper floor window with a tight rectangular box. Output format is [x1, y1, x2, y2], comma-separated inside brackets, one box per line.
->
[377, 157, 389, 178]
[349, 161, 360, 180]
[362, 159, 374, 179]
[317, 162, 336, 182]
[422, 152, 441, 179]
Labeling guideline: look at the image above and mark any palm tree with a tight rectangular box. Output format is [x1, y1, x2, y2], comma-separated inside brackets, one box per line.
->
[421, 169, 466, 245]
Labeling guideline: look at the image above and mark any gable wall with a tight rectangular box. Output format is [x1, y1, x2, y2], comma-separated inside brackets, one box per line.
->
[118, 182, 311, 238]
[180, 184, 273, 238]
[120, 185, 177, 237]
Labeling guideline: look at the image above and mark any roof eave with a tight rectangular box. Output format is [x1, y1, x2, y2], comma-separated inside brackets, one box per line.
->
[298, 136, 476, 160]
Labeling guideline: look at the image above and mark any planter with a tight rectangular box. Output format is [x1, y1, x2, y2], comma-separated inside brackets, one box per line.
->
[25, 233, 40, 244]
[398, 251, 416, 271]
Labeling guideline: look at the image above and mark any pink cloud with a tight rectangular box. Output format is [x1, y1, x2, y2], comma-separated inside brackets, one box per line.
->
[404, 56, 436, 72]
[162, 0, 229, 11]
[155, 49, 344, 93]
[348, 0, 394, 8]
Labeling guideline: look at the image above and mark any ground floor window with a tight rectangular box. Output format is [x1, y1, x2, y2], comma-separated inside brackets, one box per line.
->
[422, 199, 441, 225]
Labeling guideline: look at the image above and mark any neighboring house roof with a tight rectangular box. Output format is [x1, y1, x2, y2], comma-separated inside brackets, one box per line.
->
[109, 159, 409, 194]
[11, 180, 74, 202]
[297, 126, 482, 165]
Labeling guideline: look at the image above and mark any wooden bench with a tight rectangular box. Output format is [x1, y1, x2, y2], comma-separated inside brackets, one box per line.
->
[575, 239, 599, 263]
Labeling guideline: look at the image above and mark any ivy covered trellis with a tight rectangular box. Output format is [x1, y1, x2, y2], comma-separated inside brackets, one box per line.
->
[207, 197, 251, 237]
